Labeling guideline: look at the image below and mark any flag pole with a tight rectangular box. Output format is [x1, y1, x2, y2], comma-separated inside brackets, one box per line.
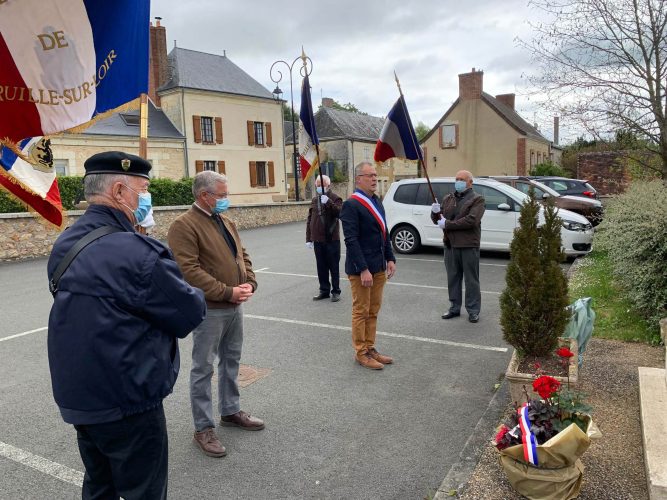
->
[139, 93, 148, 159]
[302, 49, 325, 215]
[393, 72, 437, 202]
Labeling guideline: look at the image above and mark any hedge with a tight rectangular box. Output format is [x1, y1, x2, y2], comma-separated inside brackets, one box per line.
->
[0, 176, 195, 213]
[595, 180, 667, 327]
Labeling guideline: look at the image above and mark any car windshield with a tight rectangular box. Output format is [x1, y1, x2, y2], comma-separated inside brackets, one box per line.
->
[531, 180, 560, 197]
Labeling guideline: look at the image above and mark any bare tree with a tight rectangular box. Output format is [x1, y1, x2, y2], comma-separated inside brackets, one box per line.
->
[519, 0, 667, 179]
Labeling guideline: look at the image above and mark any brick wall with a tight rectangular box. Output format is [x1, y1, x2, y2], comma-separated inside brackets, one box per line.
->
[0, 203, 310, 261]
[577, 151, 631, 195]
[516, 138, 526, 175]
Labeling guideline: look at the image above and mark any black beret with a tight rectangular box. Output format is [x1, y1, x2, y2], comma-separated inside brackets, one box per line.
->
[84, 151, 151, 179]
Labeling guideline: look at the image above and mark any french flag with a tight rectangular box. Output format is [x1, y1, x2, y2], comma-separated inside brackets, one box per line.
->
[374, 95, 423, 163]
[0, 0, 150, 144]
[0, 137, 63, 228]
[298, 73, 319, 181]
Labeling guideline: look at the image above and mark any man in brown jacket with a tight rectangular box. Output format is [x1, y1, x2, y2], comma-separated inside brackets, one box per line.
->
[431, 170, 485, 323]
[168, 171, 264, 459]
[306, 174, 343, 302]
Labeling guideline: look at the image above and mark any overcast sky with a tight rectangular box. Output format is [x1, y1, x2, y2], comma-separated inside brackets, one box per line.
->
[150, 0, 561, 142]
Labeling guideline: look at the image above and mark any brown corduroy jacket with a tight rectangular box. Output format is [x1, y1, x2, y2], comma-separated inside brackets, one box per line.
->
[167, 205, 257, 309]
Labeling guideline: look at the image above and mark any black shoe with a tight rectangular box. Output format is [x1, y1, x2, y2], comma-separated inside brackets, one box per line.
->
[441, 311, 461, 319]
[331, 293, 340, 302]
[313, 293, 330, 301]
[468, 314, 479, 323]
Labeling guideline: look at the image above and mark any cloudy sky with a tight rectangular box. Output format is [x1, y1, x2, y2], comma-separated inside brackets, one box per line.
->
[150, 0, 560, 142]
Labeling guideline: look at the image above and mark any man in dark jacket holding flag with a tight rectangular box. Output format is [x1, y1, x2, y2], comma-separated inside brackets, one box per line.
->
[340, 162, 396, 370]
[47, 151, 206, 500]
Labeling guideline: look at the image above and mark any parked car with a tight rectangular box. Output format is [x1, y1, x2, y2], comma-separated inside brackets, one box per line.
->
[489, 176, 604, 226]
[528, 176, 599, 200]
[384, 177, 594, 257]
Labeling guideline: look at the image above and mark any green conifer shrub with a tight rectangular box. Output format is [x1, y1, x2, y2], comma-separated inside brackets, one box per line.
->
[500, 188, 569, 357]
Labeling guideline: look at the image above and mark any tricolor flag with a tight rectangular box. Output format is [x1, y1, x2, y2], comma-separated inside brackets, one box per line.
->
[298, 74, 319, 182]
[374, 95, 423, 163]
[0, 0, 150, 145]
[0, 137, 63, 228]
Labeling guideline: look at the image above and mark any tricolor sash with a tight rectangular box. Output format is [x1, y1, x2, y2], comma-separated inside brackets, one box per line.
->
[518, 403, 539, 466]
[350, 191, 386, 239]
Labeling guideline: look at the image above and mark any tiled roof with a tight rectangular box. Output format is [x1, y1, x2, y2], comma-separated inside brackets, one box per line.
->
[422, 93, 549, 144]
[83, 100, 184, 139]
[287, 107, 385, 145]
[159, 47, 274, 100]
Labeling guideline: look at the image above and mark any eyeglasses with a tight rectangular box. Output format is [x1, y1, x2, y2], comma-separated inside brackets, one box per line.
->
[357, 174, 378, 179]
[207, 191, 228, 199]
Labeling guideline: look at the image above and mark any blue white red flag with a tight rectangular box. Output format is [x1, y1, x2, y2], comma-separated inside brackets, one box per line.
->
[518, 403, 539, 466]
[298, 74, 319, 181]
[0, 137, 63, 228]
[374, 95, 423, 163]
[0, 0, 150, 145]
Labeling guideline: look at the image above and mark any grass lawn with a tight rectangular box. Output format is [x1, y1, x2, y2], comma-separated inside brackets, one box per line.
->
[568, 250, 661, 344]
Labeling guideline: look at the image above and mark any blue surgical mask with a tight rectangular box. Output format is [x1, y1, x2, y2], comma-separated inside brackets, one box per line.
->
[454, 180, 467, 193]
[316, 187, 324, 195]
[134, 192, 152, 222]
[213, 198, 230, 213]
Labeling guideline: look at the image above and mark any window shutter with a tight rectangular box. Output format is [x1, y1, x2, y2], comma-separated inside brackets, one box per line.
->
[265, 122, 272, 147]
[438, 125, 444, 149]
[247, 121, 255, 146]
[215, 117, 223, 144]
[195, 160, 204, 173]
[455, 124, 459, 147]
[249, 161, 257, 187]
[193, 116, 202, 143]
[217, 160, 226, 175]
[268, 161, 275, 187]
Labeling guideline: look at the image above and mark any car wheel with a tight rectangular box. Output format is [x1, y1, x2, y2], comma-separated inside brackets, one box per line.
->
[392, 225, 421, 254]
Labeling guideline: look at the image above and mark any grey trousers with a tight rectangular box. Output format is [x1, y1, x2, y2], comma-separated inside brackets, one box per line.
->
[444, 247, 481, 315]
[190, 306, 243, 432]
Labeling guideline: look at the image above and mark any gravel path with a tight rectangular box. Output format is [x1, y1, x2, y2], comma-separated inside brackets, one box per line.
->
[459, 338, 665, 499]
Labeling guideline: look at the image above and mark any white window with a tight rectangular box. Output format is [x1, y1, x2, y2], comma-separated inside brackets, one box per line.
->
[54, 159, 68, 176]
[440, 124, 458, 148]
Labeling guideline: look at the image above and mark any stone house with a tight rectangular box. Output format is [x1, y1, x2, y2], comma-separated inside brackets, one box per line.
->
[421, 69, 559, 177]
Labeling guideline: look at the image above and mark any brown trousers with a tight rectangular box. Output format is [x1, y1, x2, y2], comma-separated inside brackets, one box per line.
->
[349, 271, 387, 355]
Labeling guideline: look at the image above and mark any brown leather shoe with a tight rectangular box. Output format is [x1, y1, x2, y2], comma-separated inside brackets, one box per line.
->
[356, 352, 384, 370]
[193, 428, 227, 457]
[368, 348, 393, 365]
[220, 410, 265, 431]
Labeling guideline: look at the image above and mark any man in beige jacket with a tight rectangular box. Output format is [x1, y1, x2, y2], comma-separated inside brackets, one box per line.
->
[168, 171, 264, 458]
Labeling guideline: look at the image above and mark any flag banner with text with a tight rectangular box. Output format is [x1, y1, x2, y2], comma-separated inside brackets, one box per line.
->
[298, 74, 319, 182]
[0, 137, 63, 228]
[374, 95, 423, 163]
[0, 0, 150, 146]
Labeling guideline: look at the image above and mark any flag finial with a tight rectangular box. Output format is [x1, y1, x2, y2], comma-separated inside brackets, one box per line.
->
[301, 47, 307, 67]
[394, 71, 403, 96]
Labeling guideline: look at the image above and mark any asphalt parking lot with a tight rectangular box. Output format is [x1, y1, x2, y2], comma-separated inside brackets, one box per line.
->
[0, 221, 518, 499]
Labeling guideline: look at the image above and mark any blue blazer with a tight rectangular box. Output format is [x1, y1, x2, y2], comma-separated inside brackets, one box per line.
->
[340, 192, 396, 275]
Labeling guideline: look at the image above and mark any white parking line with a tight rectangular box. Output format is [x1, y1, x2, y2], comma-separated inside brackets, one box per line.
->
[0, 327, 47, 343]
[396, 256, 508, 267]
[246, 314, 507, 353]
[0, 441, 83, 488]
[254, 270, 501, 295]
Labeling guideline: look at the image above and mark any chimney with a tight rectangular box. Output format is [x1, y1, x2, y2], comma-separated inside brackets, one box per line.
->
[458, 68, 483, 100]
[553, 116, 560, 145]
[495, 93, 515, 110]
[322, 97, 335, 108]
[148, 17, 168, 106]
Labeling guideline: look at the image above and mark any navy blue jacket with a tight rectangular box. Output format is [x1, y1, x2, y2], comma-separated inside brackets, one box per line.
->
[340, 191, 396, 275]
[47, 205, 206, 425]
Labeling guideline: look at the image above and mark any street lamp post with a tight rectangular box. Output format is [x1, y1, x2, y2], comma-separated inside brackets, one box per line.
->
[270, 54, 312, 202]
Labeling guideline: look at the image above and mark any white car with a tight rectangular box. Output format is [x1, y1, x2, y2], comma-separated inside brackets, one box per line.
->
[384, 177, 593, 257]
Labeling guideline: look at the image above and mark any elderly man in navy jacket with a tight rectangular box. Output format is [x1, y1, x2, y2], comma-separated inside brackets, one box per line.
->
[47, 151, 206, 500]
[340, 162, 397, 370]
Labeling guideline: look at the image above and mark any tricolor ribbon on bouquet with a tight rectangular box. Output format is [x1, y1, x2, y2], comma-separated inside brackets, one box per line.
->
[518, 403, 539, 466]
